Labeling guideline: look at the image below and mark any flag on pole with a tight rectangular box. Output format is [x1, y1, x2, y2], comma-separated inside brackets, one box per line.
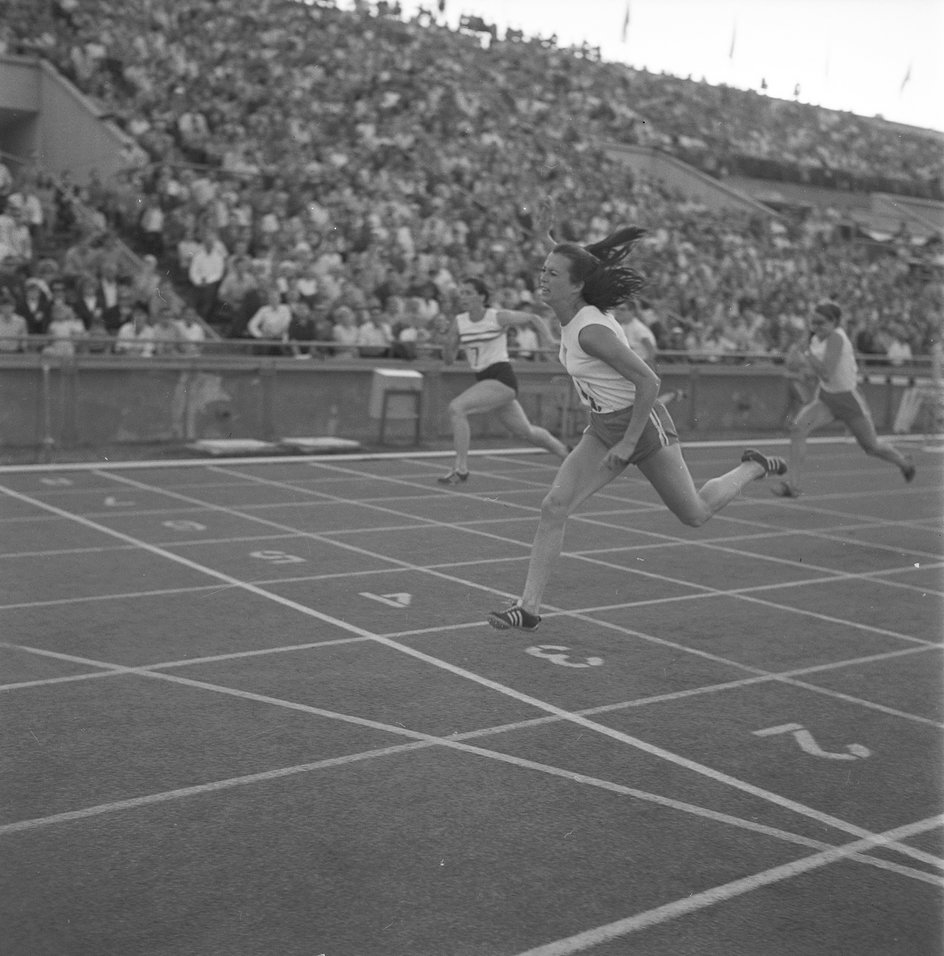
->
[900, 62, 912, 93]
[728, 22, 737, 59]
[621, 2, 630, 43]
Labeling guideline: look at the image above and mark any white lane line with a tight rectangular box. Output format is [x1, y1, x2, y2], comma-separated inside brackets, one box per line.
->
[0, 533, 308, 560]
[0, 584, 225, 612]
[266, 458, 940, 630]
[0, 740, 431, 836]
[5, 435, 923, 476]
[0, 633, 372, 692]
[1, 645, 939, 891]
[210, 461, 936, 647]
[0, 554, 933, 627]
[0, 446, 555, 475]
[511, 814, 944, 956]
[3, 473, 936, 733]
[124, 465, 937, 705]
[1, 478, 939, 870]
[5, 640, 939, 739]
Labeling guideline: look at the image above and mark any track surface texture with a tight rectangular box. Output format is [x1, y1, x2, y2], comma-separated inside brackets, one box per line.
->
[1, 438, 942, 956]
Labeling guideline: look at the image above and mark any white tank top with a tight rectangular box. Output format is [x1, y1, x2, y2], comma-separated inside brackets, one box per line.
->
[559, 305, 636, 413]
[456, 308, 509, 372]
[810, 327, 858, 393]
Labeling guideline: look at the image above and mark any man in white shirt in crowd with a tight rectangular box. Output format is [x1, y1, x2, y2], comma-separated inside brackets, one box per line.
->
[188, 230, 228, 324]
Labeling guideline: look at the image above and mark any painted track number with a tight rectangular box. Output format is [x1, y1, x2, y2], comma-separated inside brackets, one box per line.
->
[526, 645, 603, 668]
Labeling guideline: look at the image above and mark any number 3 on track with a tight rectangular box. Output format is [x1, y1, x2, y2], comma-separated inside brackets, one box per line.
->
[526, 645, 603, 668]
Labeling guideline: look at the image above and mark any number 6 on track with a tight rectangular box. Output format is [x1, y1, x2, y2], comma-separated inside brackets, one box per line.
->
[526, 645, 603, 668]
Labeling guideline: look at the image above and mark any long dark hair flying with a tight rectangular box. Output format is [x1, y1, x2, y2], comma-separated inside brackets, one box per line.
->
[551, 226, 647, 313]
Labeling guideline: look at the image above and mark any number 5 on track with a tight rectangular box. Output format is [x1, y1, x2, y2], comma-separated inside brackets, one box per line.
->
[526, 645, 603, 668]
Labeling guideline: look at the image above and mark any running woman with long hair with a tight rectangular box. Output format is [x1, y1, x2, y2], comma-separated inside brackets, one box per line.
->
[437, 277, 569, 485]
[488, 226, 787, 631]
[772, 300, 915, 498]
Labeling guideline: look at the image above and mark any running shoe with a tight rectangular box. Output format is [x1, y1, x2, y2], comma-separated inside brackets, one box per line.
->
[772, 480, 802, 498]
[902, 457, 916, 483]
[487, 605, 541, 631]
[437, 469, 469, 485]
[741, 448, 788, 478]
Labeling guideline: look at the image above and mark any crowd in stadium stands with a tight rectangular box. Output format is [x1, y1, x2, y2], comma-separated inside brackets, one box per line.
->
[0, 0, 941, 363]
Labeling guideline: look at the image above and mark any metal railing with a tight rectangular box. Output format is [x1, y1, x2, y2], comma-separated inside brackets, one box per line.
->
[0, 334, 936, 371]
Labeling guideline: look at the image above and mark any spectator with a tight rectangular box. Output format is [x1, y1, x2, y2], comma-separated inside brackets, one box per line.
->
[356, 304, 393, 357]
[187, 229, 228, 324]
[18, 278, 51, 337]
[84, 308, 113, 355]
[12, 171, 46, 240]
[61, 234, 98, 286]
[114, 301, 155, 357]
[330, 305, 360, 358]
[855, 315, 887, 366]
[46, 276, 72, 318]
[509, 322, 540, 360]
[247, 286, 292, 355]
[175, 305, 206, 355]
[0, 198, 32, 265]
[97, 260, 123, 318]
[782, 319, 819, 425]
[175, 223, 201, 280]
[107, 285, 139, 335]
[89, 232, 123, 278]
[0, 288, 28, 352]
[137, 195, 165, 258]
[151, 302, 185, 355]
[287, 301, 318, 358]
[885, 322, 914, 366]
[0, 159, 13, 200]
[31, 258, 61, 300]
[43, 299, 87, 357]
[617, 301, 657, 366]
[52, 171, 82, 236]
[217, 254, 257, 338]
[0, 253, 24, 304]
[294, 257, 320, 305]
[311, 305, 335, 358]
[130, 253, 162, 306]
[72, 273, 107, 330]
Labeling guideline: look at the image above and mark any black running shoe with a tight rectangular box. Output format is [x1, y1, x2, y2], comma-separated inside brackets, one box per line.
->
[902, 457, 916, 483]
[772, 480, 802, 498]
[487, 605, 541, 631]
[741, 448, 788, 478]
[437, 469, 469, 485]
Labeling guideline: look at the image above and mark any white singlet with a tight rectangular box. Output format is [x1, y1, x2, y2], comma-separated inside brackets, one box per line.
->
[455, 308, 509, 373]
[559, 306, 636, 413]
[810, 327, 858, 393]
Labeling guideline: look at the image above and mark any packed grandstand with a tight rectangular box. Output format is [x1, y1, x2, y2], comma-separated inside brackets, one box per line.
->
[0, 0, 941, 364]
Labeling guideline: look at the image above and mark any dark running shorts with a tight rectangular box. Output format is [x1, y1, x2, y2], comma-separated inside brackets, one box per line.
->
[586, 401, 679, 464]
[475, 361, 518, 394]
[819, 388, 872, 423]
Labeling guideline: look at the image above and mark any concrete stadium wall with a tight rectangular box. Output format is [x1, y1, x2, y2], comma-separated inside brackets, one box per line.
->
[602, 143, 777, 219]
[0, 356, 930, 461]
[0, 55, 131, 183]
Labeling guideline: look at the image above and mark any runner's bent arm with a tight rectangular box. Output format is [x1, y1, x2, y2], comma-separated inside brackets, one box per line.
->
[804, 330, 843, 381]
[579, 324, 661, 462]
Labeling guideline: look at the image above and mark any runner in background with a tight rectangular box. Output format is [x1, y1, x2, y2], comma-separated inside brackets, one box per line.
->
[773, 300, 915, 498]
[437, 277, 569, 485]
